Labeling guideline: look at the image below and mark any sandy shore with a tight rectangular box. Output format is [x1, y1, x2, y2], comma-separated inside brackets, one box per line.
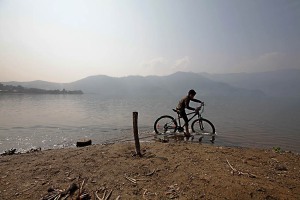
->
[0, 141, 300, 200]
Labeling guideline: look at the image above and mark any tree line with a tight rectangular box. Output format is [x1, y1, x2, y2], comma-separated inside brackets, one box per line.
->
[0, 83, 83, 94]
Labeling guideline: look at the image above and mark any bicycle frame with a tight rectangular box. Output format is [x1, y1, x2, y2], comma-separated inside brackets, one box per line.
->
[176, 105, 204, 128]
[154, 103, 215, 142]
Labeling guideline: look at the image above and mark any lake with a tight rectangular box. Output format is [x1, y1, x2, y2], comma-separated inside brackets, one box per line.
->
[0, 94, 299, 153]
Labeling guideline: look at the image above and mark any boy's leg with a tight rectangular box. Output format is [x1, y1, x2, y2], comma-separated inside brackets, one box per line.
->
[185, 124, 190, 136]
[180, 111, 190, 137]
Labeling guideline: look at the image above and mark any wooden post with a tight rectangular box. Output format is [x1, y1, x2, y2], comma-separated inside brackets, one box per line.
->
[133, 112, 142, 157]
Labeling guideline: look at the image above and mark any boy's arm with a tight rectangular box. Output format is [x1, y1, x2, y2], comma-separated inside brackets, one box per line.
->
[185, 99, 195, 110]
[191, 98, 202, 104]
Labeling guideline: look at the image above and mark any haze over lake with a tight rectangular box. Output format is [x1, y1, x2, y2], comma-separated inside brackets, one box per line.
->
[1, 70, 300, 153]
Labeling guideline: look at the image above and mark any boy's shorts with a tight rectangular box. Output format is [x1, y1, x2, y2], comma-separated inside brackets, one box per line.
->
[179, 110, 188, 125]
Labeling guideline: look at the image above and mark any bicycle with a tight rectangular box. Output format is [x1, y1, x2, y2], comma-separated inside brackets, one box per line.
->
[154, 103, 216, 142]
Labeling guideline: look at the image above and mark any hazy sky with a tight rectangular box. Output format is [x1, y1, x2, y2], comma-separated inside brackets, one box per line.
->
[1, 0, 300, 82]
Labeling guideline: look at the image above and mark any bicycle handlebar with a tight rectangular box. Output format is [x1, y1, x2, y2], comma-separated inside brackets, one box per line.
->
[196, 102, 205, 108]
[195, 102, 205, 114]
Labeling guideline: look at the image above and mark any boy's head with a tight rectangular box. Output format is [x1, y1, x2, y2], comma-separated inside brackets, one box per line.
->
[188, 89, 196, 98]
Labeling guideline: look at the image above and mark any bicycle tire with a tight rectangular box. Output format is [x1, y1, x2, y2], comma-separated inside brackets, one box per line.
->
[191, 118, 216, 142]
[154, 115, 177, 135]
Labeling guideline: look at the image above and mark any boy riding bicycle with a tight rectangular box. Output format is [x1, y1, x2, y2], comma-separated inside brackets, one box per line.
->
[177, 89, 203, 138]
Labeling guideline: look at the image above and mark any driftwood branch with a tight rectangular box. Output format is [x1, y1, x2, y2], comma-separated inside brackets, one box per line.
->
[80, 179, 86, 192]
[143, 189, 148, 199]
[41, 180, 118, 200]
[143, 189, 157, 200]
[145, 169, 156, 176]
[21, 184, 36, 193]
[226, 158, 256, 178]
[95, 189, 113, 200]
[124, 175, 137, 184]
[95, 190, 101, 200]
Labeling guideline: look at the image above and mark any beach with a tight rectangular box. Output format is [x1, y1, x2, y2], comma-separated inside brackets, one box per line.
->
[0, 141, 299, 200]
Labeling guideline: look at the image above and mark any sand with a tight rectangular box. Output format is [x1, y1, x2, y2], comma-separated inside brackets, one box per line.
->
[0, 141, 300, 200]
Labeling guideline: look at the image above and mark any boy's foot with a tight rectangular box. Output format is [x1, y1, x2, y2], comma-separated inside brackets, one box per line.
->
[190, 135, 194, 141]
[184, 132, 193, 141]
[184, 132, 191, 137]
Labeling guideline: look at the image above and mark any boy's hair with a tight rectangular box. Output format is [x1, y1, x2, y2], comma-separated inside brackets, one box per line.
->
[188, 89, 196, 96]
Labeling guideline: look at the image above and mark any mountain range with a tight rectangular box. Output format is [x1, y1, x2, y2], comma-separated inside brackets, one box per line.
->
[200, 68, 300, 98]
[3, 69, 300, 98]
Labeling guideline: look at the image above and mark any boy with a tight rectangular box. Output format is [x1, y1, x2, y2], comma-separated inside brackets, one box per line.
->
[177, 89, 202, 137]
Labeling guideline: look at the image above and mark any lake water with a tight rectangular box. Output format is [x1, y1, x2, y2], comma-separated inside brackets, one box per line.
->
[0, 94, 300, 153]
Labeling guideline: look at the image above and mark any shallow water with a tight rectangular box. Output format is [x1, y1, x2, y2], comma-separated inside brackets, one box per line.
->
[0, 94, 299, 152]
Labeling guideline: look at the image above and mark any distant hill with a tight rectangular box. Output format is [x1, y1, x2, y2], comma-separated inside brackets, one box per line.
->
[2, 72, 264, 98]
[200, 69, 300, 98]
[14, 68, 299, 99]
[4, 80, 65, 91]
[66, 71, 265, 98]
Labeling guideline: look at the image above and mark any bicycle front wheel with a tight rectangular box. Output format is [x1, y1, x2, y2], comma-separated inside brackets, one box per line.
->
[191, 118, 215, 141]
[154, 115, 177, 135]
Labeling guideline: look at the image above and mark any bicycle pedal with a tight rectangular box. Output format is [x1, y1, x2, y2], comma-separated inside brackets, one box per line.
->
[177, 127, 184, 132]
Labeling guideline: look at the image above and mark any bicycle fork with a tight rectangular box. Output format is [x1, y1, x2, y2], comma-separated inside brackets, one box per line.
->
[198, 118, 204, 130]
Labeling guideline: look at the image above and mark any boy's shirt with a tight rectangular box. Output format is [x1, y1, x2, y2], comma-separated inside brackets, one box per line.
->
[177, 96, 202, 111]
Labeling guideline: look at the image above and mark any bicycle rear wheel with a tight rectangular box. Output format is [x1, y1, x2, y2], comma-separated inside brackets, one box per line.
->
[191, 118, 215, 142]
[154, 115, 177, 135]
